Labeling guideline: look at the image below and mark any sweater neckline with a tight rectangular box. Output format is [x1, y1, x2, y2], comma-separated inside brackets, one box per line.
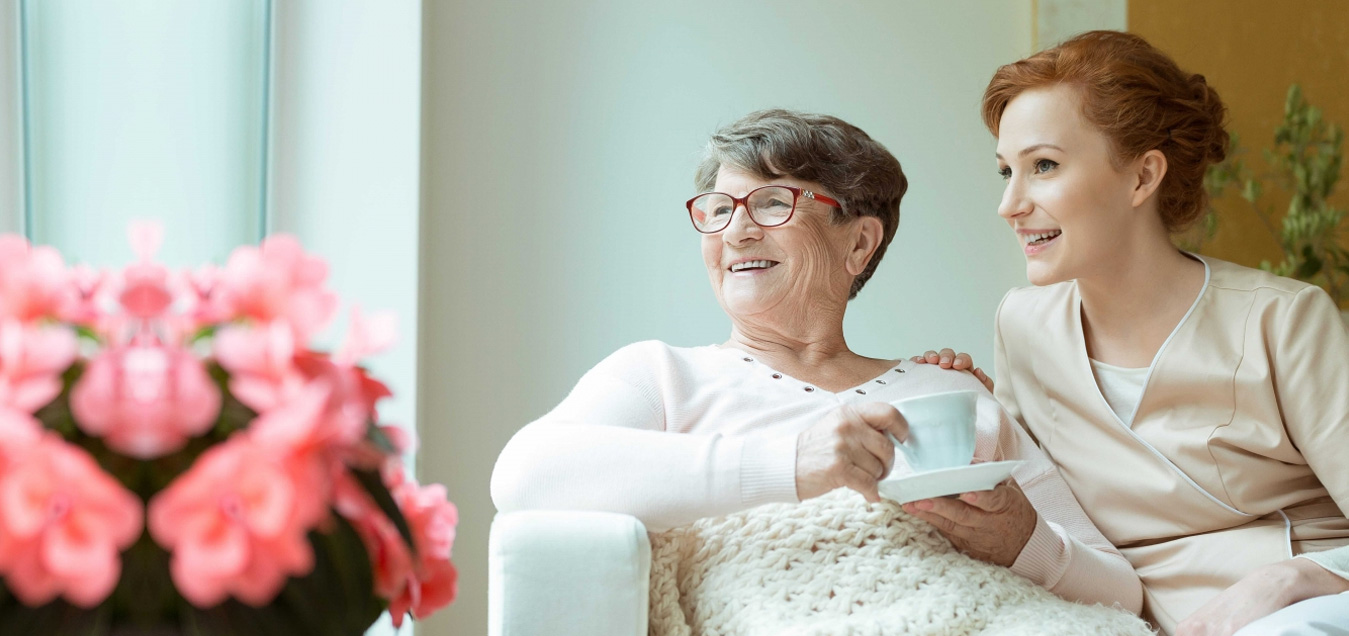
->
[707, 345, 907, 396]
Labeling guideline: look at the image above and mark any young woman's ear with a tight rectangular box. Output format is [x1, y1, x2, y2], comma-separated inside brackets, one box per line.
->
[1131, 149, 1168, 209]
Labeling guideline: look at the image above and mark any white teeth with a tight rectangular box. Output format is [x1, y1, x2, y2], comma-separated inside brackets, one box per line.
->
[730, 260, 775, 272]
[1023, 230, 1062, 245]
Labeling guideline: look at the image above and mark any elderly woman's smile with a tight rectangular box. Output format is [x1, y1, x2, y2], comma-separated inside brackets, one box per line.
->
[727, 259, 779, 274]
[702, 168, 865, 319]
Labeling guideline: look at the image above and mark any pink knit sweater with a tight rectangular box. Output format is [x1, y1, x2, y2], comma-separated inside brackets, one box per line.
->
[492, 341, 1144, 613]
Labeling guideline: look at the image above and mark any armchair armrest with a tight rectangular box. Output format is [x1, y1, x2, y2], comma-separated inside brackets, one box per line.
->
[488, 510, 651, 636]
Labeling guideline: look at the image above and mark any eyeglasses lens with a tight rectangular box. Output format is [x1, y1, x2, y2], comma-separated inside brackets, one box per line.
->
[688, 186, 795, 233]
[689, 193, 734, 233]
[747, 187, 795, 227]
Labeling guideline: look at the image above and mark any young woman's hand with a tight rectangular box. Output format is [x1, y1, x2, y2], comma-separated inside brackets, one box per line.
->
[901, 479, 1036, 567]
[911, 348, 994, 393]
[1175, 558, 1349, 636]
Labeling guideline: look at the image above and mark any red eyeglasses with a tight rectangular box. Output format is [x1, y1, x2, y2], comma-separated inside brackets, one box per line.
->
[686, 185, 843, 234]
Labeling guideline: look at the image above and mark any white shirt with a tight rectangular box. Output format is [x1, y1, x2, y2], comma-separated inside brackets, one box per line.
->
[491, 340, 1144, 611]
[1090, 358, 1150, 425]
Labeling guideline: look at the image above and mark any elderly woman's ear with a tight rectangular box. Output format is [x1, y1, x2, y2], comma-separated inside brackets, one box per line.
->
[845, 216, 886, 277]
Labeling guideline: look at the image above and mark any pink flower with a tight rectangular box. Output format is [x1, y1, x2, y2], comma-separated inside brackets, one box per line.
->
[118, 221, 174, 321]
[387, 478, 459, 627]
[333, 306, 397, 367]
[216, 324, 385, 451]
[380, 425, 415, 457]
[0, 321, 78, 414]
[218, 235, 337, 339]
[70, 336, 221, 458]
[180, 264, 231, 330]
[0, 235, 70, 324]
[148, 435, 329, 607]
[334, 473, 413, 600]
[334, 467, 458, 626]
[246, 380, 353, 472]
[214, 321, 306, 414]
[0, 432, 143, 608]
[292, 353, 387, 447]
[0, 407, 42, 474]
[58, 264, 114, 330]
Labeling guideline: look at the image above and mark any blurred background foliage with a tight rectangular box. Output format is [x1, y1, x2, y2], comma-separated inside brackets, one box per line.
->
[1187, 85, 1348, 307]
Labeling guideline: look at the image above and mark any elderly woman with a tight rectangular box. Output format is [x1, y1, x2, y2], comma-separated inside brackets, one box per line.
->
[490, 109, 1141, 610]
[917, 31, 1349, 636]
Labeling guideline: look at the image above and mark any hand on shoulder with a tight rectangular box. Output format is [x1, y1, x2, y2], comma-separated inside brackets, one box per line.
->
[910, 348, 994, 393]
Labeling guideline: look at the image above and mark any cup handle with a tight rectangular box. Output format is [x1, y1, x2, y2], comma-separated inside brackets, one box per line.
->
[886, 431, 912, 463]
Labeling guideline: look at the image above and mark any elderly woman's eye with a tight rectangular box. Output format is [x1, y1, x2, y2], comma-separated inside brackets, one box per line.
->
[712, 205, 733, 217]
[1035, 159, 1059, 174]
[998, 166, 1012, 180]
[765, 197, 792, 208]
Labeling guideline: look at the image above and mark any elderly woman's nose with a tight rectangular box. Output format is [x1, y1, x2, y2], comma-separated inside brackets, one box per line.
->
[998, 179, 1031, 220]
[722, 204, 763, 243]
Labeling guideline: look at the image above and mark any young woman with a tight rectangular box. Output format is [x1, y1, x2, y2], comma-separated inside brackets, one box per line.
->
[912, 31, 1349, 636]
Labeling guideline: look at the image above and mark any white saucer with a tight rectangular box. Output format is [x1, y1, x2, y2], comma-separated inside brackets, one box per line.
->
[877, 460, 1024, 504]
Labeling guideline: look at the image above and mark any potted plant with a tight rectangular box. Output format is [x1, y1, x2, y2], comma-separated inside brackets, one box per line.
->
[0, 224, 457, 635]
[1191, 84, 1348, 326]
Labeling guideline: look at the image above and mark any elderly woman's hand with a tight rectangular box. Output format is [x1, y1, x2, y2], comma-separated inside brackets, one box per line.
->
[902, 480, 1037, 567]
[911, 348, 994, 393]
[796, 403, 908, 503]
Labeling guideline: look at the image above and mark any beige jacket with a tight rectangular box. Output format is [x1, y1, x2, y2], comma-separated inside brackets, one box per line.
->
[993, 255, 1349, 634]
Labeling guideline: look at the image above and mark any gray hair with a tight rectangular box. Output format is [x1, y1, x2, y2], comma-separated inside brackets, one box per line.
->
[694, 109, 907, 299]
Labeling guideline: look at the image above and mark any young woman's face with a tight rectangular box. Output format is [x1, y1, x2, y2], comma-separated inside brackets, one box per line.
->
[995, 85, 1141, 286]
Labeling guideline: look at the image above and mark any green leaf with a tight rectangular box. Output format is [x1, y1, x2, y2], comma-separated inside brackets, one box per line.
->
[188, 324, 219, 345]
[0, 588, 109, 636]
[1241, 178, 1262, 203]
[366, 423, 397, 455]
[74, 325, 102, 343]
[312, 513, 386, 633]
[1297, 246, 1324, 280]
[353, 468, 417, 558]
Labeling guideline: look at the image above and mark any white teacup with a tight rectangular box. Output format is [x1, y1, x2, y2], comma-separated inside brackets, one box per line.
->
[888, 390, 978, 473]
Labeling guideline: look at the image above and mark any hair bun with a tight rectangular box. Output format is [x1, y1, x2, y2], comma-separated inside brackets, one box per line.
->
[1188, 74, 1229, 164]
[982, 30, 1232, 232]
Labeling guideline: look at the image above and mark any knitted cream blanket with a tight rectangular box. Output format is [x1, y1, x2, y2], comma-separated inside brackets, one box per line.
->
[648, 489, 1154, 636]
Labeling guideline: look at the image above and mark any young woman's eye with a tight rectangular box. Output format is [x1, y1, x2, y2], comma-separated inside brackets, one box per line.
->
[1034, 159, 1059, 174]
[998, 166, 1012, 180]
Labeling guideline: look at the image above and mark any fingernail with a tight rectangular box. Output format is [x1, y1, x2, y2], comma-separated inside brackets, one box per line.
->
[915, 499, 933, 510]
[941, 357, 951, 364]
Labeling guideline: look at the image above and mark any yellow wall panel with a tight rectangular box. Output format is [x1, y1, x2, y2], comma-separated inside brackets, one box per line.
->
[1130, 0, 1349, 269]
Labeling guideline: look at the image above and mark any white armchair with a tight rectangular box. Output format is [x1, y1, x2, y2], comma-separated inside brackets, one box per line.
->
[488, 511, 651, 636]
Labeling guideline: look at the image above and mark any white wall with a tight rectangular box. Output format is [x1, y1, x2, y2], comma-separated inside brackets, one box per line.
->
[420, 1, 1034, 633]
[268, 2, 422, 635]
[0, 0, 18, 234]
[1036, 0, 1127, 48]
[20, 0, 267, 267]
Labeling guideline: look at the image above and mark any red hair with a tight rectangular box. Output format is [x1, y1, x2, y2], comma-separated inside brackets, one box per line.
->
[982, 30, 1229, 231]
